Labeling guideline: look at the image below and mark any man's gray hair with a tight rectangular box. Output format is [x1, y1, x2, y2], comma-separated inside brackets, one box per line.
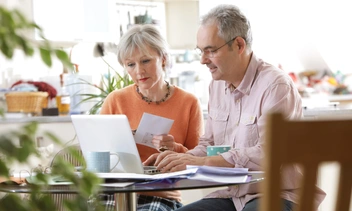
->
[200, 4, 253, 49]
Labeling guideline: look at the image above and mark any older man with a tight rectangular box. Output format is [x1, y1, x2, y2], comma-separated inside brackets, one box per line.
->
[145, 4, 325, 211]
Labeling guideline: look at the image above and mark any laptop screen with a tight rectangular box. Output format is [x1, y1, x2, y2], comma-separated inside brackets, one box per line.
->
[71, 114, 144, 174]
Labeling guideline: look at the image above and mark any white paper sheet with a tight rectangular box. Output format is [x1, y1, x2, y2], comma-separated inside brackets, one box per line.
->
[84, 166, 250, 184]
[100, 182, 135, 187]
[186, 165, 249, 183]
[187, 165, 248, 175]
[89, 168, 198, 180]
[188, 173, 249, 183]
[134, 113, 174, 149]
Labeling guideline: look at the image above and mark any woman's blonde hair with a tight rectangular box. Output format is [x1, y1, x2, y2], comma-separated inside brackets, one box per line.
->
[117, 24, 171, 71]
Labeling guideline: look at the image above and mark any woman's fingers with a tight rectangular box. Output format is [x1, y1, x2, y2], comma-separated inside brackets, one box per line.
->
[152, 134, 175, 151]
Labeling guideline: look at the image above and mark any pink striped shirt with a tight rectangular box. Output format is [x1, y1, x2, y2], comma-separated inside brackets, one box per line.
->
[188, 53, 325, 210]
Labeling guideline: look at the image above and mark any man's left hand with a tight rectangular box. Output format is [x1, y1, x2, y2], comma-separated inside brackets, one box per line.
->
[155, 153, 206, 172]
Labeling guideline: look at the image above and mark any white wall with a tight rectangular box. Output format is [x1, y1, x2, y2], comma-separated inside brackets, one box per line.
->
[199, 0, 352, 75]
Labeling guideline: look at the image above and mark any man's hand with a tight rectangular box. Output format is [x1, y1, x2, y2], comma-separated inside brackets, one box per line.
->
[144, 151, 234, 172]
[155, 153, 206, 172]
[143, 152, 160, 166]
[143, 150, 177, 167]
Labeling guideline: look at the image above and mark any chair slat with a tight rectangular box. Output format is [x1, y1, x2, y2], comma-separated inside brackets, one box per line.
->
[335, 162, 352, 211]
[297, 165, 318, 211]
[262, 113, 352, 211]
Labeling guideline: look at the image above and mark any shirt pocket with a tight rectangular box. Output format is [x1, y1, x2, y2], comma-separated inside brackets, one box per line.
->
[236, 113, 259, 147]
[208, 109, 229, 145]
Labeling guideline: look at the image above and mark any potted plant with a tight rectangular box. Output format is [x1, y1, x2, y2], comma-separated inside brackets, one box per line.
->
[0, 6, 103, 211]
[72, 57, 134, 114]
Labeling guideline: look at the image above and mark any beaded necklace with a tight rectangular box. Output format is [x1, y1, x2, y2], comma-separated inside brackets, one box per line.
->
[136, 81, 170, 105]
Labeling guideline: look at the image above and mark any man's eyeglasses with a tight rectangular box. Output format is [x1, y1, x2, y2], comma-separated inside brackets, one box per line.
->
[195, 37, 237, 58]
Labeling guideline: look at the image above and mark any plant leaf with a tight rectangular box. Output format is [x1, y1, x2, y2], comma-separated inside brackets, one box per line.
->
[39, 47, 52, 67]
[55, 49, 72, 69]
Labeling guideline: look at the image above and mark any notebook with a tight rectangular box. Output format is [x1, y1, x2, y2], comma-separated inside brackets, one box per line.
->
[71, 114, 159, 175]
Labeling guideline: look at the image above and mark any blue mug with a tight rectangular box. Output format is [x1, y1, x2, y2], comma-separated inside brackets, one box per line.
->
[207, 145, 231, 156]
[85, 151, 119, 173]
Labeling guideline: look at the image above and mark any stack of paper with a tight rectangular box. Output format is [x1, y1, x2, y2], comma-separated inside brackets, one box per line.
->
[26, 166, 250, 187]
[77, 168, 198, 181]
[186, 165, 249, 183]
[76, 166, 249, 184]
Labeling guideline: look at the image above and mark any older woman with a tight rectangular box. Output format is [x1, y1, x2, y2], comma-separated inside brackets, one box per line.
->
[100, 24, 204, 210]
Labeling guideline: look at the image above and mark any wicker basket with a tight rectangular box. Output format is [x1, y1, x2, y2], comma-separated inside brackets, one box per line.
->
[5, 92, 49, 114]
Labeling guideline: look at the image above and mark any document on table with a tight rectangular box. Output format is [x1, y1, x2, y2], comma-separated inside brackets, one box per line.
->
[52, 166, 251, 185]
[89, 166, 249, 183]
[25, 175, 136, 187]
[187, 165, 248, 175]
[186, 165, 250, 183]
[76, 168, 198, 181]
[134, 113, 174, 149]
[188, 173, 249, 183]
[100, 182, 135, 187]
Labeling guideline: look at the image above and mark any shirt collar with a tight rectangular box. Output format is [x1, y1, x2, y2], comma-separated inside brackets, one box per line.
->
[225, 82, 236, 93]
[224, 53, 259, 95]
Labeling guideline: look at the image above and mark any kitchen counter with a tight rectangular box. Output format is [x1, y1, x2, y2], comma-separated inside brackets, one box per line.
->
[302, 94, 352, 118]
[0, 114, 71, 124]
[0, 115, 79, 177]
[328, 94, 352, 105]
[3, 105, 352, 123]
[303, 106, 352, 118]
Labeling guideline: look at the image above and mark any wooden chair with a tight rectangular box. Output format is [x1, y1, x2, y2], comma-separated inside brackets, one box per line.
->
[49, 144, 84, 211]
[50, 144, 84, 168]
[50, 144, 115, 211]
[261, 112, 352, 211]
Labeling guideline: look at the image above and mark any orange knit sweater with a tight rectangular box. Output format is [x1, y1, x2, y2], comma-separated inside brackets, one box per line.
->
[100, 84, 204, 202]
[100, 84, 204, 162]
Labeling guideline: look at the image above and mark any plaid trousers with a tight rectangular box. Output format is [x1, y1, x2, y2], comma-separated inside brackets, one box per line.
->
[99, 194, 183, 211]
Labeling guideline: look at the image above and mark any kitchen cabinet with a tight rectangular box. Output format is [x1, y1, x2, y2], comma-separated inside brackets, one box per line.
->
[3, 0, 199, 48]
[1, 0, 119, 43]
[31, 0, 169, 44]
[165, 1, 199, 49]
[115, 0, 166, 40]
[32, 0, 119, 43]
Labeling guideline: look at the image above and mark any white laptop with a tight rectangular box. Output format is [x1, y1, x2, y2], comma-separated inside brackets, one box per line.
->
[71, 114, 159, 174]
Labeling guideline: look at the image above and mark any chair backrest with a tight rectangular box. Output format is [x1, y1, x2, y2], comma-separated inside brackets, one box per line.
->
[49, 144, 84, 211]
[50, 144, 84, 168]
[261, 112, 352, 211]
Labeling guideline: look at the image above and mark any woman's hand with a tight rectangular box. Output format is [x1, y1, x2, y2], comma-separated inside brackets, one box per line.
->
[152, 134, 175, 152]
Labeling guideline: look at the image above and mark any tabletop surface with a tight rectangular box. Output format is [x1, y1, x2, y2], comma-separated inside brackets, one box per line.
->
[0, 172, 264, 194]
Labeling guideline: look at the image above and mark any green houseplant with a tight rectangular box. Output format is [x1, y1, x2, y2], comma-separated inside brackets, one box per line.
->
[0, 6, 103, 211]
[73, 58, 134, 114]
